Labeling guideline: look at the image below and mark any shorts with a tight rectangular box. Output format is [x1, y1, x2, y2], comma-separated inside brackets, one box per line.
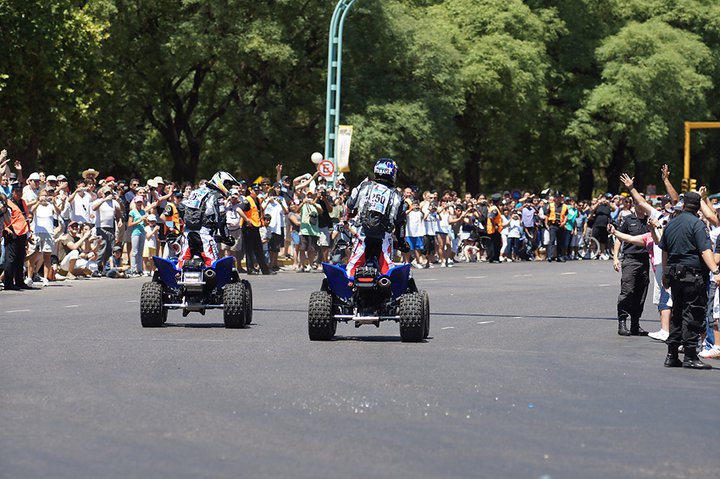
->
[143, 246, 156, 258]
[269, 233, 284, 253]
[591, 225, 609, 243]
[653, 265, 672, 310]
[35, 232, 55, 254]
[291, 230, 300, 246]
[424, 234, 436, 252]
[318, 227, 331, 247]
[406, 236, 425, 252]
[299, 234, 318, 253]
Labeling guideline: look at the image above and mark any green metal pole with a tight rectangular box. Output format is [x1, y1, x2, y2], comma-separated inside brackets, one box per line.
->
[324, 0, 357, 187]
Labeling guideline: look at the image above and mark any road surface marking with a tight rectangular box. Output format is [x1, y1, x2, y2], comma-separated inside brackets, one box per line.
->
[64, 305, 79, 308]
[441, 326, 455, 330]
[561, 272, 577, 275]
[476, 321, 495, 325]
[276, 288, 295, 292]
[465, 276, 487, 279]
[513, 274, 533, 277]
[598, 284, 610, 287]
[6, 309, 30, 313]
[423, 278, 438, 281]
[125, 300, 139, 303]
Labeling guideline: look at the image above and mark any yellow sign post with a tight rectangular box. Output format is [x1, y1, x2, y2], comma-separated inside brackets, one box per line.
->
[683, 121, 720, 181]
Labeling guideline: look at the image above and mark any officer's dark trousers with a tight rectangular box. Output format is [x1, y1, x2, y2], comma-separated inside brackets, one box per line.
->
[546, 224, 563, 260]
[487, 232, 501, 262]
[668, 272, 708, 355]
[242, 226, 270, 274]
[617, 254, 649, 325]
[3, 233, 27, 289]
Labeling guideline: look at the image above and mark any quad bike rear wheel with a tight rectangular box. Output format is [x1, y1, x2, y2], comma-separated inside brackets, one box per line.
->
[223, 282, 248, 329]
[140, 281, 166, 328]
[399, 292, 424, 342]
[308, 291, 336, 341]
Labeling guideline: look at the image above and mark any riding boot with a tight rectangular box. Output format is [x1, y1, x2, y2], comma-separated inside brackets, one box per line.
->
[664, 344, 682, 368]
[617, 319, 631, 336]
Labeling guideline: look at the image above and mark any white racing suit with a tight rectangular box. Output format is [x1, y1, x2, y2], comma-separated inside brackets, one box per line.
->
[345, 178, 406, 277]
[178, 187, 230, 268]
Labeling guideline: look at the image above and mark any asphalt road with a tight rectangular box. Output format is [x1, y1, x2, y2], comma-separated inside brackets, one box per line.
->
[1, 259, 718, 479]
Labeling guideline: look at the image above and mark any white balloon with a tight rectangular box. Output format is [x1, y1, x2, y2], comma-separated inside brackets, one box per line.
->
[311, 152, 323, 164]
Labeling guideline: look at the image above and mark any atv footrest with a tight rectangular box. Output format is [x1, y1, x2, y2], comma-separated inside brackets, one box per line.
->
[335, 314, 400, 324]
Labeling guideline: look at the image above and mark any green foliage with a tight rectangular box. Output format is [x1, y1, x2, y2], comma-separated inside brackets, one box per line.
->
[2, 0, 720, 193]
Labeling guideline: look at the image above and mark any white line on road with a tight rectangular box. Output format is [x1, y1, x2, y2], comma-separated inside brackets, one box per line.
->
[561, 272, 577, 275]
[441, 326, 455, 330]
[276, 288, 295, 292]
[598, 284, 610, 287]
[476, 321, 495, 325]
[424, 278, 438, 281]
[513, 316, 523, 319]
[513, 274, 533, 277]
[125, 300, 139, 303]
[64, 305, 79, 308]
[465, 276, 487, 279]
[6, 309, 30, 313]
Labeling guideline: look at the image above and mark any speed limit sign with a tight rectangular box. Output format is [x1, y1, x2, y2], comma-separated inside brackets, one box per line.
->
[317, 160, 335, 177]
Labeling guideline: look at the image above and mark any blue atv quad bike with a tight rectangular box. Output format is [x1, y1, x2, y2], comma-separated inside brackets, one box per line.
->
[140, 255, 252, 329]
[308, 260, 430, 342]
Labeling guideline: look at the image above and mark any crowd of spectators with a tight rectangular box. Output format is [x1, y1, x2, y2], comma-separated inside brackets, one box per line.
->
[2, 148, 719, 358]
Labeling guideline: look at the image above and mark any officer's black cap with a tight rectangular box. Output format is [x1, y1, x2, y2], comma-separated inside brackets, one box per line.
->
[683, 191, 701, 208]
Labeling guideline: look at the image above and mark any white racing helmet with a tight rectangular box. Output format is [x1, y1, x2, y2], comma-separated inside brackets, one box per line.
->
[208, 171, 240, 197]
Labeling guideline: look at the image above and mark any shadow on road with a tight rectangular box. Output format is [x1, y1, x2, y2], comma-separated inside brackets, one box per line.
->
[434, 311, 624, 322]
[164, 323, 256, 329]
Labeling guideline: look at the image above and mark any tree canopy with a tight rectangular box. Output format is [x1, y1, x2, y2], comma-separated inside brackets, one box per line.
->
[1, 0, 719, 194]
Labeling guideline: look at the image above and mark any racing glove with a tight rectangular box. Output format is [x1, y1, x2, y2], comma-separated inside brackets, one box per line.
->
[396, 237, 410, 253]
[220, 236, 236, 247]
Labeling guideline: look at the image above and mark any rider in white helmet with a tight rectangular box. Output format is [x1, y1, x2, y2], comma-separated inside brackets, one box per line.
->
[345, 158, 407, 277]
[178, 171, 239, 267]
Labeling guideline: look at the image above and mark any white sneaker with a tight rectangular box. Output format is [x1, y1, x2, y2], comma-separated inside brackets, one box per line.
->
[699, 345, 720, 359]
[412, 262, 424, 270]
[24, 277, 33, 288]
[42, 277, 49, 287]
[648, 330, 669, 342]
[440, 262, 447, 268]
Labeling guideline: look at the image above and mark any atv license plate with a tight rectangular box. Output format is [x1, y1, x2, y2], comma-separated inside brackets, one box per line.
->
[183, 271, 202, 283]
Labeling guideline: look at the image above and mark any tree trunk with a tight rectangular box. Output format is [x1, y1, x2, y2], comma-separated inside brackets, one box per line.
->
[606, 138, 626, 194]
[578, 157, 594, 200]
[465, 152, 480, 196]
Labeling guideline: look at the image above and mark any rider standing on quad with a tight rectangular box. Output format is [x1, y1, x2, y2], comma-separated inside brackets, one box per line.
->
[345, 158, 407, 277]
[178, 171, 239, 267]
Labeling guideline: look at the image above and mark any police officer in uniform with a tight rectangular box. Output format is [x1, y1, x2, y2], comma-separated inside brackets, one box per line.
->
[613, 187, 650, 336]
[659, 192, 720, 369]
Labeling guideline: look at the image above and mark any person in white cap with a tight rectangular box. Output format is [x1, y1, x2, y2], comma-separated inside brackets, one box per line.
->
[23, 172, 41, 208]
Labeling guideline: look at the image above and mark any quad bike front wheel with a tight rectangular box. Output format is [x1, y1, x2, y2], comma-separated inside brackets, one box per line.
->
[242, 279, 253, 326]
[399, 292, 424, 342]
[308, 291, 336, 341]
[420, 290, 430, 339]
[140, 281, 166, 327]
[223, 282, 248, 329]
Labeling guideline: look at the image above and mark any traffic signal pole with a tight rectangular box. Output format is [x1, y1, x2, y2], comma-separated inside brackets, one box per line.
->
[683, 121, 720, 186]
